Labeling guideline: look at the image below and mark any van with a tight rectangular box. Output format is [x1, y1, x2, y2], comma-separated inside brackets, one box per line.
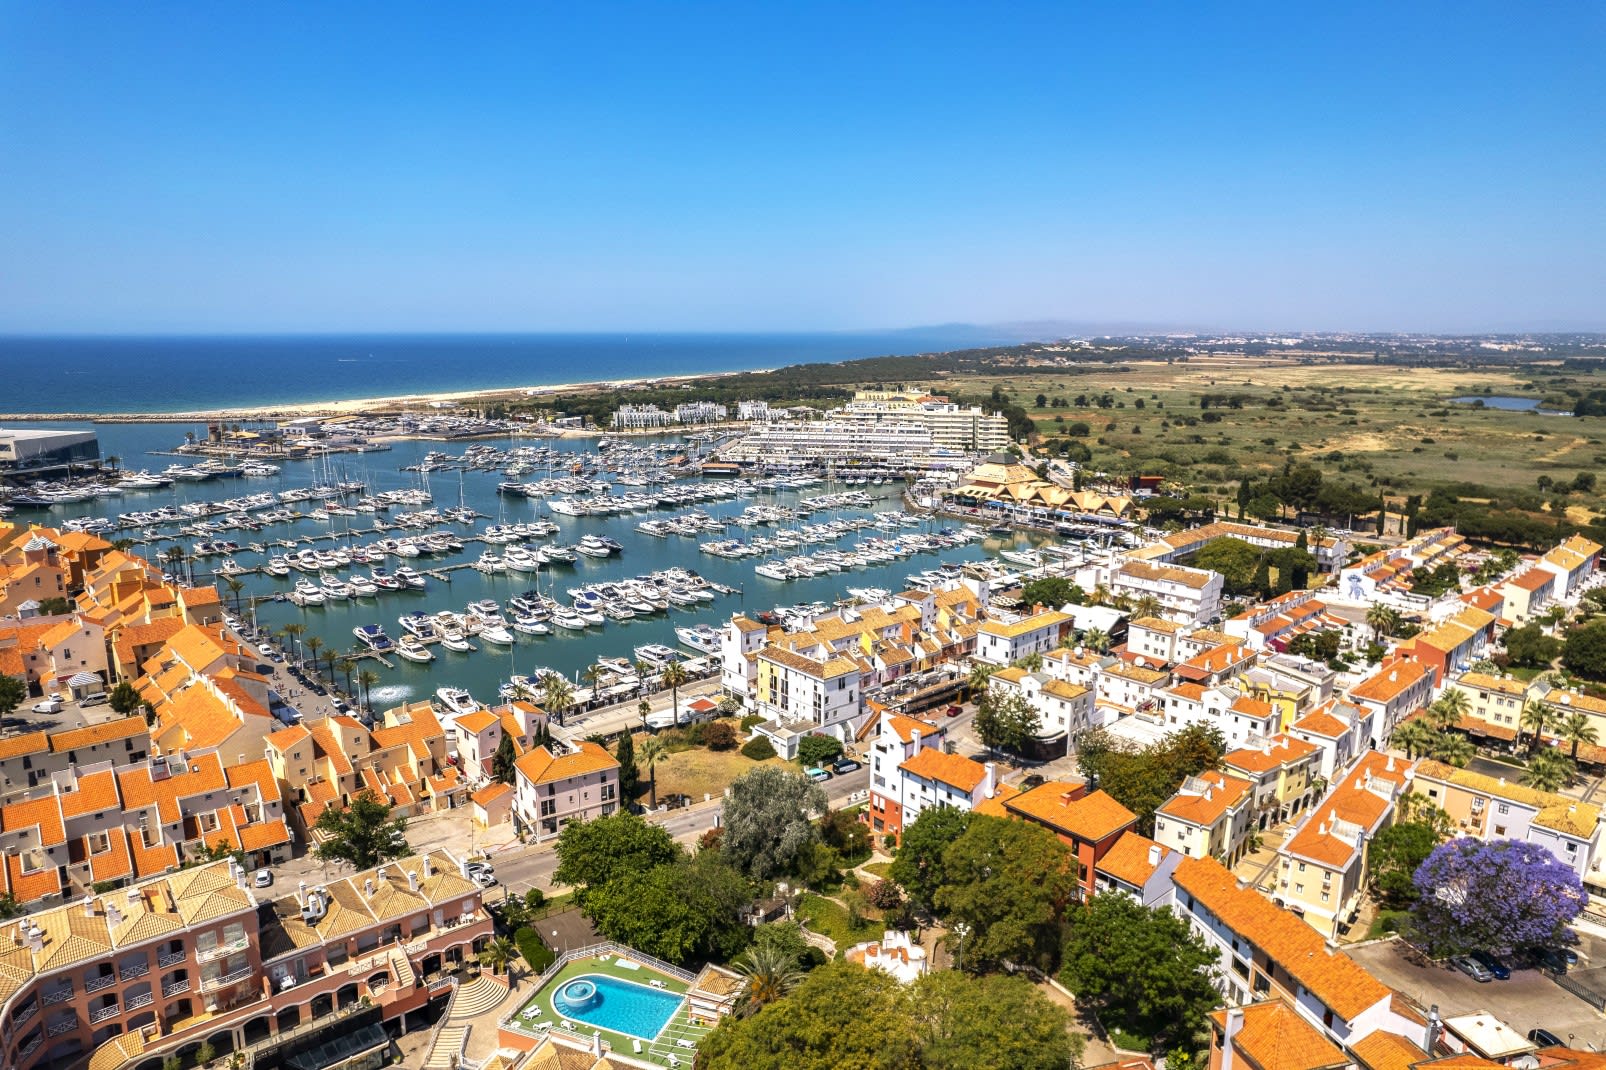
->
[805, 767, 833, 784]
[79, 691, 109, 707]
[30, 697, 62, 714]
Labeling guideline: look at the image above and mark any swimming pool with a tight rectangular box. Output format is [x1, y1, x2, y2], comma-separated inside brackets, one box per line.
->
[551, 973, 685, 1040]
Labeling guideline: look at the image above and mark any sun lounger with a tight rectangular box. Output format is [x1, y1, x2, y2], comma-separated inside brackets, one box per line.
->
[676, 1039, 696, 1049]
[632, 1039, 643, 1054]
[668, 1057, 679, 1068]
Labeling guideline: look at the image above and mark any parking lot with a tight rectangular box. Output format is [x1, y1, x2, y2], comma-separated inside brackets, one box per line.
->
[1347, 936, 1606, 1049]
[1, 689, 132, 739]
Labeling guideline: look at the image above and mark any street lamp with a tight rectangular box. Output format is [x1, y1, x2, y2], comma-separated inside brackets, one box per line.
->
[952, 921, 970, 973]
[552, 929, 563, 960]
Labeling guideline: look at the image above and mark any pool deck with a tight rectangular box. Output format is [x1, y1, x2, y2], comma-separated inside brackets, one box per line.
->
[506, 954, 713, 1067]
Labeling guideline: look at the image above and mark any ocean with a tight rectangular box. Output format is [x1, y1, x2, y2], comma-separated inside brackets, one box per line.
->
[0, 328, 1033, 414]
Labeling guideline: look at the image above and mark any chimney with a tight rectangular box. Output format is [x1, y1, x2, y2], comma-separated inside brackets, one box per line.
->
[423, 855, 433, 879]
[126, 887, 140, 905]
[1222, 1007, 1245, 1070]
[407, 869, 420, 894]
[910, 729, 922, 754]
[296, 880, 307, 908]
[236, 867, 248, 891]
[1386, 754, 1396, 772]
[106, 904, 123, 928]
[363, 879, 375, 897]
[1425, 1004, 1442, 1053]
[982, 762, 996, 800]
[1498, 777, 1506, 787]
[1147, 845, 1162, 866]
[28, 929, 43, 954]
[1204, 788, 1213, 802]
[82, 896, 95, 918]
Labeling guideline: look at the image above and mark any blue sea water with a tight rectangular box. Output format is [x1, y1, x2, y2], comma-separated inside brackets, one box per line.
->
[0, 328, 1032, 414]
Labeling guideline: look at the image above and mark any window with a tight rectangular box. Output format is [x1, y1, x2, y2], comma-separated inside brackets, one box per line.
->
[1497, 802, 1510, 815]
[1294, 883, 1304, 894]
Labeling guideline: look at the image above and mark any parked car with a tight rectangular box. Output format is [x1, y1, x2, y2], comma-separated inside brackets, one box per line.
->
[1529, 946, 1574, 974]
[945, 705, 963, 717]
[1470, 950, 1510, 980]
[254, 869, 273, 888]
[1450, 955, 1494, 983]
[804, 766, 833, 783]
[831, 758, 861, 775]
[79, 691, 109, 707]
[465, 861, 493, 877]
[1528, 1028, 1564, 1047]
[472, 870, 498, 888]
[1021, 773, 1046, 790]
[30, 697, 62, 714]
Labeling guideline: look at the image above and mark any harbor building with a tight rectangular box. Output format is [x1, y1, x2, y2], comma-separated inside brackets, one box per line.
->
[608, 405, 676, 431]
[0, 429, 100, 479]
[832, 387, 1010, 453]
[717, 420, 971, 474]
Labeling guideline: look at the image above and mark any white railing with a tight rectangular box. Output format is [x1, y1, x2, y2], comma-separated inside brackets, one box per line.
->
[119, 959, 150, 981]
[197, 936, 250, 964]
[46, 1017, 77, 1038]
[200, 967, 253, 992]
[162, 979, 190, 997]
[84, 974, 116, 994]
[126, 991, 155, 1011]
[40, 986, 74, 1006]
[89, 1004, 120, 1024]
[157, 950, 187, 968]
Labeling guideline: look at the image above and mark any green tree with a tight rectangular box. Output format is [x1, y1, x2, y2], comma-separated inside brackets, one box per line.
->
[541, 674, 575, 720]
[582, 853, 752, 965]
[1564, 619, 1606, 680]
[973, 690, 1039, 759]
[491, 732, 517, 784]
[721, 766, 827, 880]
[797, 735, 844, 767]
[1020, 576, 1083, 610]
[1523, 748, 1575, 792]
[1194, 537, 1261, 594]
[313, 790, 408, 870]
[934, 815, 1077, 973]
[1426, 690, 1469, 731]
[481, 936, 514, 976]
[1078, 723, 1225, 837]
[1059, 893, 1220, 1052]
[615, 730, 641, 801]
[1366, 602, 1400, 642]
[38, 596, 73, 616]
[1368, 821, 1440, 907]
[1559, 711, 1600, 760]
[660, 660, 691, 725]
[1432, 732, 1475, 768]
[733, 943, 804, 1017]
[355, 667, 380, 712]
[195, 1041, 217, 1068]
[553, 811, 681, 900]
[1518, 700, 1555, 756]
[1080, 626, 1111, 654]
[637, 736, 670, 809]
[697, 962, 918, 1070]
[108, 680, 142, 715]
[1506, 622, 1562, 668]
[889, 806, 972, 910]
[1390, 720, 1437, 761]
[0, 674, 25, 717]
[912, 970, 1080, 1070]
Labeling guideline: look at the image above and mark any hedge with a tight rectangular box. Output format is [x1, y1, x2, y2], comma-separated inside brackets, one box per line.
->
[740, 736, 776, 761]
[514, 926, 555, 972]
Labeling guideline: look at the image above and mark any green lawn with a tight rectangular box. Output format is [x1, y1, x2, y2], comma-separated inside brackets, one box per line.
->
[509, 952, 712, 1066]
[798, 892, 884, 950]
[860, 861, 893, 880]
[1366, 909, 1411, 940]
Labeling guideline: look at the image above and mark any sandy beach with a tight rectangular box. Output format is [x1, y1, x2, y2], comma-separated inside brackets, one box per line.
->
[0, 367, 774, 423]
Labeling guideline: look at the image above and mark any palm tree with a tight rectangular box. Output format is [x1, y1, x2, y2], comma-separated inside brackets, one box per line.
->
[356, 668, 381, 714]
[304, 636, 325, 684]
[1426, 690, 1469, 731]
[967, 663, 995, 700]
[1089, 583, 1112, 607]
[279, 623, 306, 666]
[1560, 711, 1600, 760]
[637, 699, 651, 728]
[633, 659, 654, 694]
[1431, 733, 1475, 768]
[637, 737, 670, 809]
[541, 675, 575, 724]
[1081, 627, 1111, 655]
[1518, 700, 1554, 756]
[581, 663, 605, 692]
[1133, 594, 1162, 620]
[481, 936, 515, 976]
[1391, 720, 1437, 760]
[1523, 748, 1575, 792]
[660, 661, 690, 725]
[162, 545, 188, 584]
[1366, 603, 1398, 642]
[221, 575, 246, 614]
[732, 944, 802, 1017]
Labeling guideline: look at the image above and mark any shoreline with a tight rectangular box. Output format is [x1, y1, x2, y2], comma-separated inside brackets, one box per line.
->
[0, 367, 777, 424]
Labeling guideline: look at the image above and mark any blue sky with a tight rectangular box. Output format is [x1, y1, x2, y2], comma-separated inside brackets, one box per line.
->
[1, 3, 1601, 333]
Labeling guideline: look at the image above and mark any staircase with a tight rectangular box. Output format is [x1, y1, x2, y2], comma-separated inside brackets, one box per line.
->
[424, 1026, 467, 1070]
[389, 948, 416, 991]
[448, 975, 508, 1019]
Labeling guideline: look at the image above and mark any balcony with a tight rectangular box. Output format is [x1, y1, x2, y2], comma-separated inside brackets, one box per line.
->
[157, 950, 187, 969]
[46, 1017, 78, 1038]
[162, 979, 190, 998]
[12, 1001, 37, 1026]
[40, 986, 74, 1007]
[84, 974, 116, 995]
[196, 936, 249, 964]
[125, 992, 154, 1011]
[199, 967, 253, 992]
[119, 960, 150, 981]
[89, 1004, 120, 1025]
[18, 1034, 41, 1058]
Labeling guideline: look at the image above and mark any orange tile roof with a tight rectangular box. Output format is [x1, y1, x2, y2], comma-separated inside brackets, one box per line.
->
[1174, 856, 1390, 1019]
[514, 740, 620, 785]
[898, 747, 990, 793]
[86, 829, 135, 884]
[1007, 785, 1134, 842]
[0, 731, 49, 761]
[1095, 830, 1173, 888]
[1208, 1002, 1347, 1070]
[1348, 660, 1429, 704]
[50, 715, 147, 753]
[1, 795, 66, 844]
[473, 782, 512, 806]
[59, 769, 122, 818]
[1224, 735, 1320, 775]
[226, 758, 282, 801]
[6, 855, 61, 902]
[455, 710, 499, 734]
[238, 817, 291, 852]
[1158, 772, 1252, 827]
[1290, 710, 1349, 737]
[1350, 1029, 1429, 1070]
[883, 714, 939, 744]
[265, 724, 312, 752]
[1509, 568, 1553, 592]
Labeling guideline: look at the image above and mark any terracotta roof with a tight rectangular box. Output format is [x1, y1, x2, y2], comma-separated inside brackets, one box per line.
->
[883, 714, 939, 744]
[1453, 671, 1528, 697]
[1095, 830, 1173, 888]
[898, 747, 990, 793]
[456, 710, 500, 734]
[980, 609, 1072, 639]
[1349, 661, 1430, 704]
[1174, 856, 1390, 1019]
[1007, 784, 1134, 842]
[1224, 735, 1320, 775]
[473, 782, 512, 806]
[515, 740, 619, 785]
[1508, 568, 1553, 593]
[1117, 560, 1214, 589]
[1414, 758, 1599, 836]
[1208, 1002, 1347, 1070]
[1131, 616, 1184, 634]
[1158, 772, 1252, 827]
[1290, 710, 1350, 738]
[1351, 1029, 1429, 1070]
[50, 715, 147, 753]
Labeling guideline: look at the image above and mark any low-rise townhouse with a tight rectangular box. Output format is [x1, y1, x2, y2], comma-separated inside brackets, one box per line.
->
[1209, 1002, 1351, 1070]
[1111, 560, 1223, 625]
[752, 640, 863, 755]
[872, 737, 998, 843]
[974, 609, 1073, 666]
[0, 717, 151, 802]
[1447, 671, 1533, 738]
[1154, 771, 1256, 865]
[1173, 643, 1257, 689]
[1239, 654, 1337, 730]
[1223, 733, 1323, 828]
[984, 666, 1094, 756]
[866, 713, 949, 840]
[1402, 605, 1497, 686]
[1411, 759, 1601, 879]
[1225, 590, 1346, 653]
[1288, 699, 1376, 780]
[1125, 616, 1188, 663]
[1539, 534, 1602, 598]
[512, 740, 620, 841]
[1339, 526, 1466, 607]
[1091, 830, 1181, 907]
[996, 781, 1136, 899]
[1501, 566, 1555, 624]
[1348, 659, 1433, 748]
[1095, 659, 1173, 718]
[1274, 751, 1413, 940]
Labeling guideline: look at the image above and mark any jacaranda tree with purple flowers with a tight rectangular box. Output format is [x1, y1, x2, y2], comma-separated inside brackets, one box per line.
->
[1410, 837, 1583, 957]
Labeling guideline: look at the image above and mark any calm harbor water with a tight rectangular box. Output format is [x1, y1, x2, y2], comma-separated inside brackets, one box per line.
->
[19, 423, 1030, 711]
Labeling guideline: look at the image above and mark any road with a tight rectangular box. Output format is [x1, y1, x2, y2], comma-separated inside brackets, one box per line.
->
[477, 765, 870, 898]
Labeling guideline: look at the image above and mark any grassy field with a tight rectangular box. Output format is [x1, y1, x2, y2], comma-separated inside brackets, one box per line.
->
[638, 736, 784, 802]
[937, 356, 1606, 512]
[797, 891, 885, 949]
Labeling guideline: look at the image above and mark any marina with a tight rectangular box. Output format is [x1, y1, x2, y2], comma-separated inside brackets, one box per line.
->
[2, 422, 1068, 714]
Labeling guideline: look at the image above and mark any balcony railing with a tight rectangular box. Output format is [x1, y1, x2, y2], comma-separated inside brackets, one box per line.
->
[18, 1034, 41, 1058]
[199, 967, 253, 992]
[125, 992, 155, 1011]
[196, 936, 249, 964]
[84, 974, 116, 994]
[40, 986, 74, 1007]
[157, 950, 187, 969]
[11, 1001, 38, 1026]
[119, 960, 150, 981]
[89, 1004, 120, 1025]
[162, 979, 190, 998]
[46, 1017, 78, 1038]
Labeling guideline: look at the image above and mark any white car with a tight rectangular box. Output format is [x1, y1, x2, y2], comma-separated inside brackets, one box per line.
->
[253, 869, 273, 888]
[472, 870, 497, 888]
[30, 697, 62, 714]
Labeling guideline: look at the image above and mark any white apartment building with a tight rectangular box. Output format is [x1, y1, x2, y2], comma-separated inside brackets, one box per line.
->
[984, 666, 1094, 755]
[736, 399, 773, 421]
[610, 404, 676, 430]
[720, 615, 770, 703]
[718, 421, 971, 473]
[1112, 560, 1223, 625]
[974, 609, 1072, 666]
[832, 388, 1010, 453]
[868, 721, 998, 842]
[753, 643, 863, 755]
[512, 740, 621, 841]
[675, 401, 729, 424]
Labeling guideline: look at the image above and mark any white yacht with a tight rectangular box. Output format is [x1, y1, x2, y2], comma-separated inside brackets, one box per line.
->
[434, 687, 480, 715]
[397, 635, 434, 663]
[633, 643, 680, 668]
[675, 623, 722, 655]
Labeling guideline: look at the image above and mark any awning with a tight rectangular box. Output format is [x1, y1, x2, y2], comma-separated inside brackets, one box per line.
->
[67, 672, 101, 687]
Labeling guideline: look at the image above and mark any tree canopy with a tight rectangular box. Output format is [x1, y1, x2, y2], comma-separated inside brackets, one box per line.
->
[1410, 837, 1584, 956]
[973, 690, 1039, 757]
[1020, 576, 1084, 611]
[1077, 723, 1226, 836]
[933, 815, 1077, 972]
[552, 812, 682, 900]
[1059, 893, 1219, 1052]
[721, 766, 827, 880]
[582, 851, 753, 965]
[1368, 820, 1441, 908]
[889, 806, 972, 910]
[313, 790, 409, 870]
[1563, 619, 1606, 680]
